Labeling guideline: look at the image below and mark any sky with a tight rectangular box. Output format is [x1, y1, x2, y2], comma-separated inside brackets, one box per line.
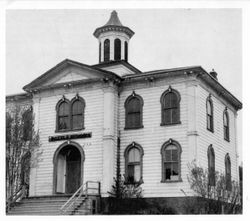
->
[5, 8, 242, 162]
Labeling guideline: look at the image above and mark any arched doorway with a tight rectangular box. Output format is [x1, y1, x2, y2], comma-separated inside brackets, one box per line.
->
[53, 141, 84, 194]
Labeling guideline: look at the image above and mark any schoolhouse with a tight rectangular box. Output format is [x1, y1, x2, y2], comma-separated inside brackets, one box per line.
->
[6, 10, 242, 214]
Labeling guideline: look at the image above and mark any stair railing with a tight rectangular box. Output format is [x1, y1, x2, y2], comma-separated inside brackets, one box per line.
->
[60, 181, 100, 215]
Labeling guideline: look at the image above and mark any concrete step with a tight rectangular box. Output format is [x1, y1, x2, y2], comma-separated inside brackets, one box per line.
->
[7, 195, 92, 216]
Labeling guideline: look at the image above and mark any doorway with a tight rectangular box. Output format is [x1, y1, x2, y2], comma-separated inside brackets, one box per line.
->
[53, 142, 84, 194]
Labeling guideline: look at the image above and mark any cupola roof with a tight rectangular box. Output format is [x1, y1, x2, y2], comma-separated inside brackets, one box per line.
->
[93, 10, 134, 38]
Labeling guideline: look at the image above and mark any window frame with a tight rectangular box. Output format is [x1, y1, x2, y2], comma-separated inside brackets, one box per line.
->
[223, 108, 230, 142]
[225, 153, 232, 191]
[104, 39, 110, 62]
[161, 139, 182, 183]
[114, 38, 121, 61]
[56, 95, 85, 132]
[207, 145, 215, 186]
[124, 92, 144, 130]
[124, 142, 144, 184]
[160, 87, 181, 126]
[206, 95, 214, 132]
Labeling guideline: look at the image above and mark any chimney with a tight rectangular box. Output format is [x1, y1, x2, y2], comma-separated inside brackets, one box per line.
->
[210, 69, 218, 80]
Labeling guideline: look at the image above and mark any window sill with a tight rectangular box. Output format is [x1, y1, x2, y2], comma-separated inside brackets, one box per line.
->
[55, 127, 85, 133]
[161, 178, 182, 183]
[160, 121, 181, 127]
[124, 125, 144, 130]
[206, 127, 214, 133]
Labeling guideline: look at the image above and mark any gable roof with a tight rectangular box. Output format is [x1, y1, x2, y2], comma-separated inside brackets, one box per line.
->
[23, 59, 121, 91]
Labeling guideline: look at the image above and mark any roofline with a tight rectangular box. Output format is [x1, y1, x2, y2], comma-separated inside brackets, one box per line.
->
[6, 92, 32, 102]
[93, 25, 134, 38]
[23, 59, 121, 91]
[92, 60, 141, 74]
[123, 65, 242, 111]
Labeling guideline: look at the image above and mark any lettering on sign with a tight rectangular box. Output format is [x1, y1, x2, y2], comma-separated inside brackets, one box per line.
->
[48, 132, 92, 142]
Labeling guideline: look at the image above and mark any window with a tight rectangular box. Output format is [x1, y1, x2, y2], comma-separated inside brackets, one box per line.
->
[160, 87, 181, 126]
[104, 39, 110, 62]
[71, 98, 85, 130]
[206, 96, 214, 132]
[125, 41, 128, 61]
[225, 153, 232, 191]
[56, 95, 85, 132]
[114, 38, 121, 60]
[161, 139, 182, 182]
[58, 100, 70, 130]
[22, 107, 33, 141]
[124, 142, 144, 183]
[207, 145, 215, 186]
[223, 108, 230, 141]
[124, 92, 143, 129]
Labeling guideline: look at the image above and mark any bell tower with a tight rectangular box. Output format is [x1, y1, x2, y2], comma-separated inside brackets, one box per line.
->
[93, 10, 134, 63]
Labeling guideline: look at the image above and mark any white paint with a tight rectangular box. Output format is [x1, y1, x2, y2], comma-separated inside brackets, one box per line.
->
[56, 154, 66, 193]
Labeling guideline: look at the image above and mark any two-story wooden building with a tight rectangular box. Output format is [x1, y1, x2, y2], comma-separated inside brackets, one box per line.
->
[6, 10, 242, 215]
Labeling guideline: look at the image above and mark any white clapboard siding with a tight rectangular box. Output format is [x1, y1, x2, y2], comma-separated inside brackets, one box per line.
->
[31, 86, 105, 196]
[196, 85, 238, 181]
[119, 81, 191, 197]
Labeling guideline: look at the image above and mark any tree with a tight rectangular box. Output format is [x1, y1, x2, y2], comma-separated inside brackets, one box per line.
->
[187, 161, 242, 214]
[6, 104, 41, 209]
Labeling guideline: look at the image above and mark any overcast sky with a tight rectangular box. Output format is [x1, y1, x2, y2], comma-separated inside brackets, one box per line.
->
[5, 8, 242, 161]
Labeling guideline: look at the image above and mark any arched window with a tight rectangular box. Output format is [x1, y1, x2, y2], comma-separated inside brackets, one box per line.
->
[124, 92, 143, 129]
[22, 107, 33, 141]
[223, 108, 230, 141]
[225, 153, 232, 191]
[161, 139, 182, 182]
[160, 87, 181, 125]
[114, 38, 121, 60]
[57, 101, 70, 131]
[104, 39, 110, 62]
[207, 145, 215, 186]
[124, 41, 128, 61]
[206, 95, 214, 132]
[56, 95, 85, 132]
[71, 97, 85, 130]
[124, 142, 144, 183]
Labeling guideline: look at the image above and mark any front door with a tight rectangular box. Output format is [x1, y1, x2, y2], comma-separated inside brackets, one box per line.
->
[66, 160, 81, 193]
[65, 147, 81, 194]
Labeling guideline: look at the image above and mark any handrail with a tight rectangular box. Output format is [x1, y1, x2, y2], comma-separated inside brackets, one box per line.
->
[60, 181, 100, 215]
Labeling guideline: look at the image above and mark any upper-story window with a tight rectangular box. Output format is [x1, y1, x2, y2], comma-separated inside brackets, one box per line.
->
[225, 153, 232, 191]
[207, 145, 215, 186]
[161, 139, 182, 182]
[160, 87, 181, 126]
[124, 142, 144, 183]
[71, 97, 85, 130]
[206, 95, 214, 132]
[124, 91, 144, 129]
[124, 41, 128, 61]
[114, 38, 121, 60]
[56, 95, 85, 132]
[223, 108, 230, 141]
[104, 39, 110, 62]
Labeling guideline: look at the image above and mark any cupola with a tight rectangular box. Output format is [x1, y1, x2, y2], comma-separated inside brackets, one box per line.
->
[93, 10, 134, 63]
